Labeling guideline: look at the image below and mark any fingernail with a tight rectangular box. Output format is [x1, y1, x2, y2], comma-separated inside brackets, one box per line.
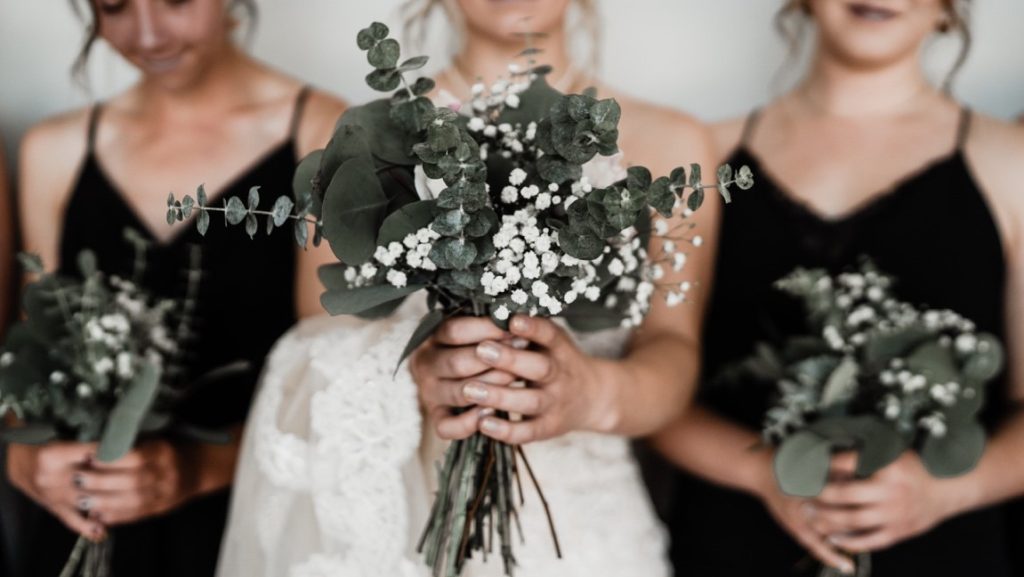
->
[800, 502, 817, 519]
[510, 337, 530, 350]
[463, 383, 489, 402]
[839, 560, 855, 575]
[511, 317, 530, 332]
[479, 407, 496, 418]
[477, 342, 501, 363]
[480, 417, 506, 435]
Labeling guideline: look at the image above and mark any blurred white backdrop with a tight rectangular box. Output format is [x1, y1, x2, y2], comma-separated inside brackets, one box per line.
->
[1, 0, 1023, 164]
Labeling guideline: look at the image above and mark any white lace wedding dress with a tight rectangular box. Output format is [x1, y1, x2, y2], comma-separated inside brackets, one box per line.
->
[215, 295, 670, 577]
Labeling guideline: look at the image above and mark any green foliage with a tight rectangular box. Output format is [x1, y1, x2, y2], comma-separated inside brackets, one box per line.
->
[97, 361, 161, 462]
[321, 157, 391, 265]
[396, 309, 446, 374]
[774, 430, 832, 497]
[320, 283, 425, 316]
[920, 421, 985, 477]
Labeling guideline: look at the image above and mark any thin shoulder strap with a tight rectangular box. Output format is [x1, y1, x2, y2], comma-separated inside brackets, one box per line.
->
[85, 103, 104, 154]
[739, 108, 763, 149]
[288, 85, 313, 142]
[955, 106, 972, 151]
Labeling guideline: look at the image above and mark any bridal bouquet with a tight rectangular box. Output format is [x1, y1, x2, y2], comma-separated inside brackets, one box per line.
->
[0, 231, 238, 577]
[732, 260, 1003, 576]
[168, 22, 752, 577]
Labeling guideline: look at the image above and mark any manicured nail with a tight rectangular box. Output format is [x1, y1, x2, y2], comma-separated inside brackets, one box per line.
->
[477, 342, 501, 362]
[479, 407, 496, 418]
[839, 560, 855, 575]
[510, 337, 530, 350]
[480, 417, 507, 435]
[463, 383, 489, 402]
[511, 317, 530, 332]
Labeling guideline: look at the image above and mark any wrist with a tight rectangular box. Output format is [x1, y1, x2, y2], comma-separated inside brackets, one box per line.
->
[582, 357, 625, 435]
[937, 471, 984, 520]
[746, 447, 778, 500]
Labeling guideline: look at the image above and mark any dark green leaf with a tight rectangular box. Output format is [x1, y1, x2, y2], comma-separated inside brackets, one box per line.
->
[294, 219, 309, 248]
[398, 56, 429, 72]
[77, 250, 98, 277]
[247, 186, 260, 210]
[366, 68, 402, 92]
[0, 423, 58, 445]
[197, 184, 208, 207]
[687, 189, 705, 212]
[368, 38, 400, 69]
[321, 157, 390, 265]
[378, 200, 436, 246]
[559, 225, 604, 260]
[337, 100, 418, 166]
[356, 27, 376, 50]
[920, 422, 986, 477]
[368, 22, 389, 40]
[411, 77, 436, 96]
[97, 362, 161, 462]
[562, 300, 624, 332]
[688, 163, 703, 190]
[17, 253, 44, 274]
[963, 334, 1005, 383]
[819, 355, 859, 409]
[774, 430, 832, 497]
[181, 195, 195, 219]
[669, 167, 686, 187]
[320, 283, 425, 316]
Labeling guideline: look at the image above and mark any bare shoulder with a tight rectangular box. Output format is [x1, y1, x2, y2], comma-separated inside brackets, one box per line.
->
[963, 112, 1024, 248]
[19, 107, 92, 210]
[711, 116, 747, 163]
[297, 89, 348, 156]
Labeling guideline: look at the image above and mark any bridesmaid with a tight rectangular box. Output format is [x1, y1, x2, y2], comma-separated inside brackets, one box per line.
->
[9, 1, 343, 576]
[653, 1, 1024, 576]
[408, 0, 717, 475]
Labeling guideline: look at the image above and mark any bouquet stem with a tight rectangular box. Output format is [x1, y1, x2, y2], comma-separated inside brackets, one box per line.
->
[418, 429, 561, 577]
[60, 535, 113, 577]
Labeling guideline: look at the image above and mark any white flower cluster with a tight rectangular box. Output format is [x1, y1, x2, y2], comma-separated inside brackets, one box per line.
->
[352, 227, 443, 289]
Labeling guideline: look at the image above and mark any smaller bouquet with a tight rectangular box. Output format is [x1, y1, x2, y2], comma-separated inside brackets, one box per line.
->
[729, 260, 1004, 577]
[0, 230, 240, 577]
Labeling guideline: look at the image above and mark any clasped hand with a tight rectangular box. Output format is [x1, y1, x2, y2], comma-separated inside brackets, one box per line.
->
[411, 315, 615, 444]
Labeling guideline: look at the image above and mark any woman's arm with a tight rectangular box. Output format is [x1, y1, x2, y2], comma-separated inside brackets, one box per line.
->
[0, 141, 13, 335]
[292, 90, 347, 319]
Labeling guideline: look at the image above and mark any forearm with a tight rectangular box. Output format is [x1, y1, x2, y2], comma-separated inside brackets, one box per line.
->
[594, 332, 700, 437]
[945, 406, 1024, 516]
[180, 425, 243, 498]
[649, 405, 771, 497]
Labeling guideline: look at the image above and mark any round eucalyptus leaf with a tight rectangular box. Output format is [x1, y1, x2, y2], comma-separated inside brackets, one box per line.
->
[963, 334, 1005, 383]
[774, 430, 832, 497]
[920, 421, 986, 478]
[321, 157, 390, 265]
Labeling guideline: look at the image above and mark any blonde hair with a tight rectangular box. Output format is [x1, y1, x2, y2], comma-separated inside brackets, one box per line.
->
[775, 0, 972, 93]
[400, 0, 602, 76]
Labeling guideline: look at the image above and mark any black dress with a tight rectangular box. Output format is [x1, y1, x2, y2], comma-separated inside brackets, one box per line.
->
[667, 109, 1018, 577]
[14, 87, 311, 577]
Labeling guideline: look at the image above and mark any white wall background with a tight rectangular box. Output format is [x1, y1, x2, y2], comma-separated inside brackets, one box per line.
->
[1, 0, 1023, 165]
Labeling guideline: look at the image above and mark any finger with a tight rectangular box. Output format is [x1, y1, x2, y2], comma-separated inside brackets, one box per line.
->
[463, 382, 550, 417]
[816, 480, 889, 507]
[85, 492, 149, 524]
[421, 379, 478, 411]
[434, 317, 510, 346]
[829, 529, 894, 553]
[829, 452, 858, 480]
[476, 342, 554, 383]
[430, 346, 493, 380]
[53, 505, 106, 542]
[811, 506, 886, 535]
[793, 526, 856, 575]
[432, 407, 494, 441]
[476, 370, 518, 386]
[509, 316, 570, 351]
[73, 469, 154, 493]
[36, 443, 97, 475]
[89, 450, 147, 471]
[480, 415, 555, 444]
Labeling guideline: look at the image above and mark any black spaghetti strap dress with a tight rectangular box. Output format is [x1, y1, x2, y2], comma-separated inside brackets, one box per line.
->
[14, 87, 312, 577]
[667, 108, 1019, 577]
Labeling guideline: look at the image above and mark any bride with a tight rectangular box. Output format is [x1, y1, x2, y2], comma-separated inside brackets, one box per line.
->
[216, 1, 718, 575]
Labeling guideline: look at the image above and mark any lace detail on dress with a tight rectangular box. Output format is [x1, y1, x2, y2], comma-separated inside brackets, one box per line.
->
[217, 297, 670, 577]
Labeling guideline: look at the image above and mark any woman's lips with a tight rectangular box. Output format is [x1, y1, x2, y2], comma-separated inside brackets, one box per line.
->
[847, 2, 900, 21]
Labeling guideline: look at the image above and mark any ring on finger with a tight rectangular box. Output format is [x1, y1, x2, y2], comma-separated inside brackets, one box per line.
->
[76, 495, 94, 517]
